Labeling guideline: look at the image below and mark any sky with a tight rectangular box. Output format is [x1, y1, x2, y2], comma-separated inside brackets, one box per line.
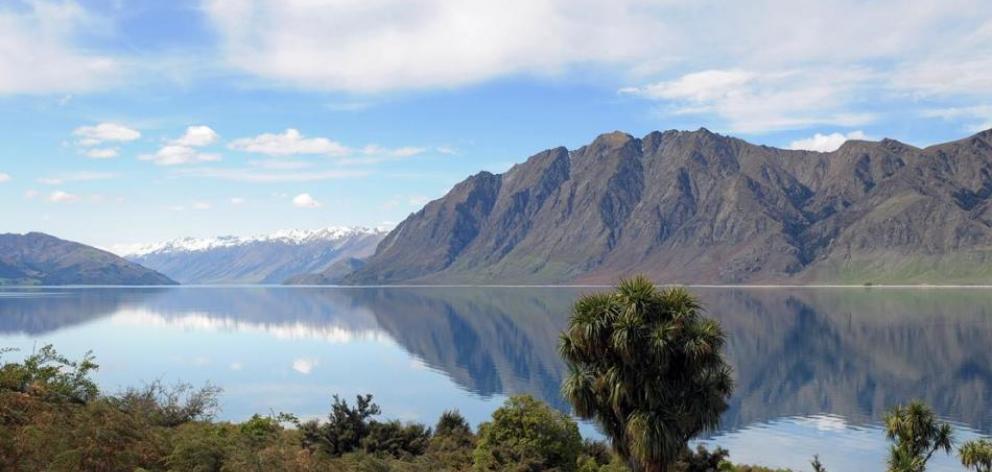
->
[0, 0, 990, 250]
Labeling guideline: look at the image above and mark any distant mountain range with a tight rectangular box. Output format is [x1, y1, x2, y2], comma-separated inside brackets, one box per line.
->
[345, 127, 992, 285]
[0, 232, 175, 286]
[121, 226, 387, 284]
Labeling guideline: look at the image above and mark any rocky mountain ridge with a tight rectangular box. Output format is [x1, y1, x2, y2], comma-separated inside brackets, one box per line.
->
[346, 128, 992, 284]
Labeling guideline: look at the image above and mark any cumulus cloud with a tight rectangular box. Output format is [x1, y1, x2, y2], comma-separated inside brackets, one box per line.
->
[173, 125, 219, 147]
[292, 193, 321, 208]
[192, 202, 211, 210]
[141, 125, 221, 166]
[0, 172, 9, 183]
[0, 1, 118, 94]
[48, 190, 79, 203]
[37, 171, 117, 185]
[229, 197, 245, 205]
[788, 131, 869, 152]
[140, 144, 221, 166]
[228, 129, 349, 156]
[73, 123, 141, 146]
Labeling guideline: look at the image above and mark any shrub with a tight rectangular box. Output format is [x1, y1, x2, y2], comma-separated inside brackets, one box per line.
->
[473, 395, 582, 471]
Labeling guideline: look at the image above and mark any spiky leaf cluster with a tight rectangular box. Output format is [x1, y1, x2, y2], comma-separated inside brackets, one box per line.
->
[884, 401, 954, 472]
[559, 276, 733, 471]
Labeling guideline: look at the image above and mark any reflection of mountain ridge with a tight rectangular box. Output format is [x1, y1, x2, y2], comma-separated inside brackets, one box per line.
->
[348, 287, 992, 433]
[0, 288, 166, 334]
[344, 288, 577, 409]
[1, 287, 990, 433]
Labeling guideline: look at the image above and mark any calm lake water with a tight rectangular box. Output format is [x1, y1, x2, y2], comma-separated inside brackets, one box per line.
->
[1, 286, 990, 471]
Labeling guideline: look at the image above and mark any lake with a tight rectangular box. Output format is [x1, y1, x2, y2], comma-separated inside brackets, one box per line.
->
[1, 286, 990, 471]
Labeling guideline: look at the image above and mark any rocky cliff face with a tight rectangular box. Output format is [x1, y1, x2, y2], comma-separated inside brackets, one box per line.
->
[0, 232, 176, 286]
[347, 128, 992, 284]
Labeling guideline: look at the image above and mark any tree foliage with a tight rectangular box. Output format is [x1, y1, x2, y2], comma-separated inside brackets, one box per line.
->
[884, 401, 954, 472]
[961, 439, 992, 472]
[473, 394, 583, 471]
[560, 277, 734, 471]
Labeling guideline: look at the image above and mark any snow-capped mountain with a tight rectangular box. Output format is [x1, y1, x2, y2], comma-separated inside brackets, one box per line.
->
[120, 226, 388, 284]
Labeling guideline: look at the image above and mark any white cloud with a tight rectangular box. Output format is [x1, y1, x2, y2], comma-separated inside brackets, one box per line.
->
[229, 362, 243, 371]
[361, 145, 427, 158]
[173, 125, 219, 147]
[292, 193, 321, 208]
[0, 1, 118, 94]
[192, 202, 211, 210]
[622, 68, 877, 133]
[921, 105, 992, 133]
[435, 146, 458, 155]
[0, 172, 9, 183]
[83, 147, 119, 159]
[141, 144, 221, 166]
[37, 171, 117, 185]
[789, 131, 869, 152]
[229, 129, 349, 156]
[48, 190, 79, 203]
[623, 69, 756, 102]
[73, 123, 141, 146]
[201, 0, 991, 101]
[24, 189, 39, 199]
[229, 197, 245, 205]
[291, 357, 318, 374]
[203, 0, 655, 92]
[140, 125, 221, 166]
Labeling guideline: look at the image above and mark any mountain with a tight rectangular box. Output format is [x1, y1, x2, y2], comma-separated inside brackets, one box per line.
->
[0, 232, 176, 286]
[346, 128, 992, 285]
[122, 226, 387, 284]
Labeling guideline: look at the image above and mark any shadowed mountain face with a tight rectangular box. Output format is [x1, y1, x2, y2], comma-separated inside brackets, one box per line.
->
[3, 287, 989, 433]
[347, 128, 992, 284]
[0, 233, 176, 286]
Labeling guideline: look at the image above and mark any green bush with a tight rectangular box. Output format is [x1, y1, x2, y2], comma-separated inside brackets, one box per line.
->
[472, 394, 583, 471]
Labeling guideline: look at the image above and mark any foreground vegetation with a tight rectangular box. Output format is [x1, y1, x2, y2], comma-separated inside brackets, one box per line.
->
[2, 278, 991, 471]
[0, 346, 770, 471]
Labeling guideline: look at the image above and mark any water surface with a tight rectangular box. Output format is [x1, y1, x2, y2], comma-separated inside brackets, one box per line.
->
[1, 286, 990, 471]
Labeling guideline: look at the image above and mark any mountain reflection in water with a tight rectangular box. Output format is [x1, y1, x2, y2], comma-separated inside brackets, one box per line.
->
[1, 286, 990, 469]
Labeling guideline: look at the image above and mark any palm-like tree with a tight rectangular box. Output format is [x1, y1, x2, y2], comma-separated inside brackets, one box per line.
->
[559, 276, 733, 472]
[960, 439, 992, 472]
[884, 401, 954, 472]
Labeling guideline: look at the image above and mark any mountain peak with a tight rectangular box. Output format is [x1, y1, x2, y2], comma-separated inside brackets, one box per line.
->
[0, 232, 176, 285]
[124, 226, 388, 284]
[345, 127, 992, 285]
[592, 131, 635, 147]
[119, 226, 387, 257]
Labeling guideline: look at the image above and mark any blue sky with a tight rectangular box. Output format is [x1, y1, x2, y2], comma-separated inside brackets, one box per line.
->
[1, 0, 990, 250]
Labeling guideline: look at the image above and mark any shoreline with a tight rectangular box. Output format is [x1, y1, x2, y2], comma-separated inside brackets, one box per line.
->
[5, 283, 992, 289]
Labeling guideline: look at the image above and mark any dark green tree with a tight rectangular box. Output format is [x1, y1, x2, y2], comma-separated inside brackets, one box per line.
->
[884, 401, 953, 472]
[473, 395, 582, 471]
[300, 394, 381, 456]
[559, 277, 734, 472]
[960, 439, 992, 472]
